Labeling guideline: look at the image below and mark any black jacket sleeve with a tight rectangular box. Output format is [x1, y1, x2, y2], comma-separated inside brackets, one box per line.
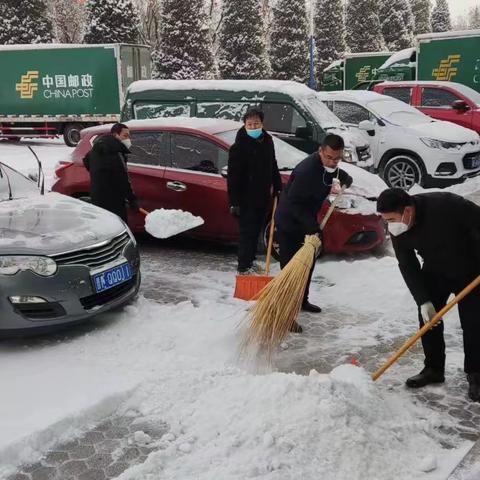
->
[392, 237, 430, 306]
[227, 143, 245, 207]
[83, 152, 91, 172]
[286, 171, 318, 234]
[455, 195, 480, 270]
[115, 154, 136, 202]
[338, 169, 353, 188]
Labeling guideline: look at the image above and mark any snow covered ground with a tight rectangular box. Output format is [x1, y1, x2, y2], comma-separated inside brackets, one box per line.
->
[0, 139, 478, 479]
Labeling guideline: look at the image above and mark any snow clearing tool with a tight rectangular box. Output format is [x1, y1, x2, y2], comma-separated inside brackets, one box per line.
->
[241, 188, 346, 359]
[139, 208, 204, 239]
[372, 275, 480, 381]
[234, 197, 278, 301]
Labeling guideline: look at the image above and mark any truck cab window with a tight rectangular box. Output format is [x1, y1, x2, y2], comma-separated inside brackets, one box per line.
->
[260, 103, 307, 134]
[133, 102, 192, 119]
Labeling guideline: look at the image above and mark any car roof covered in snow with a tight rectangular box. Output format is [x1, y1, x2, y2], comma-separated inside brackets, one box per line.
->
[316, 90, 385, 103]
[81, 117, 242, 137]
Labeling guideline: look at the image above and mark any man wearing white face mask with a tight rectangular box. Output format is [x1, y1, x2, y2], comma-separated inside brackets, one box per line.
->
[377, 188, 480, 402]
[84, 123, 139, 223]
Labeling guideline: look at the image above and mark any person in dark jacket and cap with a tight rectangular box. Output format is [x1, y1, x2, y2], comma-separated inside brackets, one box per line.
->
[275, 134, 352, 333]
[227, 108, 282, 274]
[377, 188, 480, 402]
[83, 123, 139, 223]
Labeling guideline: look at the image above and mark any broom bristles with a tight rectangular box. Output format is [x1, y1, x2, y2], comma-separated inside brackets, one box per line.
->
[240, 234, 321, 360]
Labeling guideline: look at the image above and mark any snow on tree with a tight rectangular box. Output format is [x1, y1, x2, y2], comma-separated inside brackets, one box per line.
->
[346, 0, 385, 52]
[411, 0, 432, 34]
[469, 6, 480, 29]
[270, 0, 309, 82]
[431, 0, 451, 33]
[0, 0, 53, 44]
[218, 0, 271, 79]
[315, 0, 346, 86]
[135, 0, 162, 51]
[83, 0, 140, 44]
[153, 0, 215, 79]
[47, 0, 86, 43]
[379, 0, 414, 50]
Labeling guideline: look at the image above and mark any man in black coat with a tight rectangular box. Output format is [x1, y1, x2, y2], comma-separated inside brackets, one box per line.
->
[227, 108, 282, 274]
[377, 188, 480, 402]
[275, 134, 353, 333]
[84, 123, 139, 223]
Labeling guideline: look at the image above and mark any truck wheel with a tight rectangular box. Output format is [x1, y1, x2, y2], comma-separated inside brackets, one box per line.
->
[63, 124, 83, 147]
[382, 154, 424, 190]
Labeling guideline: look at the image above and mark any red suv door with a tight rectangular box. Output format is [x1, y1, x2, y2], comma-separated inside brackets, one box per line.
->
[417, 86, 474, 130]
[161, 132, 238, 242]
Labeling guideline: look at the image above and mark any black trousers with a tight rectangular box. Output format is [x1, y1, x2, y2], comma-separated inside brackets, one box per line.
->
[237, 207, 267, 271]
[277, 229, 315, 302]
[420, 273, 480, 374]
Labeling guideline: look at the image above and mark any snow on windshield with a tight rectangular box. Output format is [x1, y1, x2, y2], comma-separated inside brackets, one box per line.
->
[0, 163, 40, 202]
[367, 99, 430, 126]
[378, 48, 415, 70]
[301, 95, 343, 128]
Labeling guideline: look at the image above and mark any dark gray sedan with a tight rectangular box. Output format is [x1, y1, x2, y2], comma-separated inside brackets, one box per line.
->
[0, 163, 140, 335]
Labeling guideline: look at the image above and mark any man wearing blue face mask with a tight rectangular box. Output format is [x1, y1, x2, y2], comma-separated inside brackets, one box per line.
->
[377, 188, 480, 402]
[227, 108, 283, 275]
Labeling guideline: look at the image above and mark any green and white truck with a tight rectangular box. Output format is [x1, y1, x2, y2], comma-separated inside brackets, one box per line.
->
[322, 52, 391, 91]
[373, 29, 480, 92]
[0, 43, 151, 146]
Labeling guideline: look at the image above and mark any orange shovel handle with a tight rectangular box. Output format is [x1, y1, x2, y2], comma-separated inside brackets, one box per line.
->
[139, 208, 149, 216]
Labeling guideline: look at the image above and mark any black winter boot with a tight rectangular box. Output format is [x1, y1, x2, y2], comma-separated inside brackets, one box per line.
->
[301, 301, 322, 313]
[405, 367, 445, 388]
[467, 373, 480, 402]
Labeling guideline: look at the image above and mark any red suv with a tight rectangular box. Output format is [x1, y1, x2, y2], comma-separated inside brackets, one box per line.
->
[52, 118, 386, 255]
[374, 81, 480, 134]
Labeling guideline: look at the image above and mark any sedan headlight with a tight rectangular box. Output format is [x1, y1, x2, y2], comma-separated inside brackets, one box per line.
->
[0, 256, 57, 276]
[420, 138, 465, 151]
[343, 148, 353, 162]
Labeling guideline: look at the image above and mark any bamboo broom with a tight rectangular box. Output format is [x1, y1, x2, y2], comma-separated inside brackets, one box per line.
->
[241, 188, 345, 359]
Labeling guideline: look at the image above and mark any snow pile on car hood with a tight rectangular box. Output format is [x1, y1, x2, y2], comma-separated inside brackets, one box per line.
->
[145, 209, 204, 239]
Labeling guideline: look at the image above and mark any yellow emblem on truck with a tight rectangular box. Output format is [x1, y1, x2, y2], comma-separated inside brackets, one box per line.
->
[356, 66, 371, 83]
[15, 71, 39, 99]
[432, 55, 461, 81]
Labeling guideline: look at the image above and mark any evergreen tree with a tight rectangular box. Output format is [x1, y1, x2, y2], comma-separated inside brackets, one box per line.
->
[0, 0, 53, 44]
[469, 6, 480, 29]
[431, 0, 451, 33]
[270, 0, 309, 82]
[411, 0, 432, 34]
[379, 0, 414, 50]
[315, 0, 346, 86]
[84, 0, 140, 44]
[153, 0, 214, 79]
[218, 0, 271, 79]
[346, 0, 385, 52]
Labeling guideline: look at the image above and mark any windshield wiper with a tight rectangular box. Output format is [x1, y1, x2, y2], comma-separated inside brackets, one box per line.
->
[0, 164, 13, 201]
[28, 146, 45, 195]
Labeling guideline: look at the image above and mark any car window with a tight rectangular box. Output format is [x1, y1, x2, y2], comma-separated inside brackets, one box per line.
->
[421, 88, 461, 108]
[0, 163, 39, 201]
[333, 101, 371, 124]
[382, 87, 412, 105]
[133, 101, 192, 119]
[129, 131, 170, 166]
[170, 134, 227, 174]
[259, 103, 307, 134]
[197, 102, 252, 121]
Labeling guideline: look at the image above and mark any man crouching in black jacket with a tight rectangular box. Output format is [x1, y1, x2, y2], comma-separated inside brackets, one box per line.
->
[275, 134, 352, 333]
[377, 188, 480, 402]
[227, 108, 282, 275]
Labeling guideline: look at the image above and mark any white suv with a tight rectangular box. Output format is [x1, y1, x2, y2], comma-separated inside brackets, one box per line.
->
[317, 90, 480, 190]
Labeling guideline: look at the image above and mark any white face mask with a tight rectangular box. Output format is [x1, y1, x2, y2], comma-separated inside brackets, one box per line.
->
[324, 166, 337, 173]
[122, 138, 132, 149]
[388, 211, 410, 237]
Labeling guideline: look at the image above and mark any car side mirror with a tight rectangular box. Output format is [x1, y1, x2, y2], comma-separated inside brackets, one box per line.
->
[295, 124, 313, 139]
[452, 100, 470, 112]
[359, 120, 376, 136]
[221, 166, 228, 178]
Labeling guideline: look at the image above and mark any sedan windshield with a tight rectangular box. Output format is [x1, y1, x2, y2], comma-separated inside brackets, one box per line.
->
[0, 163, 40, 202]
[216, 130, 306, 170]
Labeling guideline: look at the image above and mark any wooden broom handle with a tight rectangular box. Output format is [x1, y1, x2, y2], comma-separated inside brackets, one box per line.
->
[265, 196, 278, 276]
[139, 208, 149, 216]
[372, 274, 480, 381]
[320, 185, 346, 231]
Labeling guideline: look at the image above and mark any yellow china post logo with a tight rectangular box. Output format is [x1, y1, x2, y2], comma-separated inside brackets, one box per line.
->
[15, 71, 39, 99]
[432, 55, 461, 81]
[356, 66, 371, 83]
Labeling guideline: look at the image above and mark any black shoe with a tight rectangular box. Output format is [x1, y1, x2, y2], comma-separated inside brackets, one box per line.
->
[301, 301, 322, 313]
[289, 321, 303, 333]
[467, 373, 480, 402]
[405, 367, 445, 389]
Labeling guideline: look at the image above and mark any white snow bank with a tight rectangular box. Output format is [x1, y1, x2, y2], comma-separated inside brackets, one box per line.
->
[411, 176, 480, 198]
[144, 209, 204, 238]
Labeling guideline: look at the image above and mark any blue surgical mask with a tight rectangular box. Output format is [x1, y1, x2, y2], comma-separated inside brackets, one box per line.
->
[246, 128, 263, 139]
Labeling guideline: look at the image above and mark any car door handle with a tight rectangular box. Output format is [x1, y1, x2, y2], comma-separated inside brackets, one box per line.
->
[166, 181, 187, 192]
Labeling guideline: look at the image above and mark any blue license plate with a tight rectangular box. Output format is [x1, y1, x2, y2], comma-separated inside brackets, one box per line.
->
[92, 263, 132, 293]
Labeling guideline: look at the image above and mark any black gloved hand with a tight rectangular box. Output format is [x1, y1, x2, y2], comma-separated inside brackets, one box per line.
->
[129, 198, 140, 212]
[338, 170, 353, 189]
[230, 205, 241, 218]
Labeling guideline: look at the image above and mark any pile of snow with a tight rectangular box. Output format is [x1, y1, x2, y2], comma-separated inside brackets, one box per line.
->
[144, 209, 204, 239]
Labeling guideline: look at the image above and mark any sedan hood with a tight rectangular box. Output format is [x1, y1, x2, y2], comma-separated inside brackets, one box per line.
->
[406, 119, 480, 143]
[0, 192, 127, 255]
